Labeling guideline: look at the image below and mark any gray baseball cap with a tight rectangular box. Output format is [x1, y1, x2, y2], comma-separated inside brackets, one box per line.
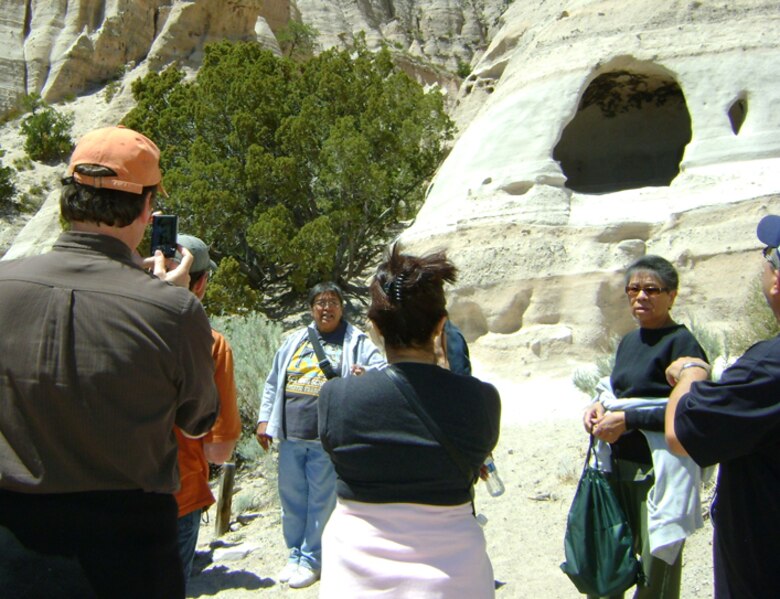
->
[176, 234, 217, 273]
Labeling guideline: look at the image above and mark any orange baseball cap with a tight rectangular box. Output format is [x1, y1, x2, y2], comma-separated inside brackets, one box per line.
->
[68, 125, 166, 196]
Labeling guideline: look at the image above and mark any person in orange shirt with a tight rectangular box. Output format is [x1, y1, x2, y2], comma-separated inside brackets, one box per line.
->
[174, 234, 242, 585]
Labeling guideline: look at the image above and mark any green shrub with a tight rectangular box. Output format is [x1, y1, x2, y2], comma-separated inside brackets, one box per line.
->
[19, 94, 74, 163]
[104, 65, 128, 104]
[204, 256, 262, 315]
[456, 59, 472, 78]
[0, 150, 16, 209]
[728, 279, 780, 356]
[104, 80, 122, 103]
[12, 155, 33, 171]
[230, 446, 279, 514]
[16, 182, 50, 212]
[276, 20, 319, 60]
[683, 314, 727, 362]
[210, 311, 284, 467]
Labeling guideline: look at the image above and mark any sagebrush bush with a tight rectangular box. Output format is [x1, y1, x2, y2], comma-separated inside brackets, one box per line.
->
[728, 279, 780, 356]
[572, 335, 618, 397]
[210, 311, 283, 467]
[684, 314, 727, 362]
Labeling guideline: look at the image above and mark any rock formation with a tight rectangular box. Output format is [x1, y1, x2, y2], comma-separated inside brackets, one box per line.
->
[0, 0, 279, 114]
[0, 0, 504, 115]
[400, 0, 780, 376]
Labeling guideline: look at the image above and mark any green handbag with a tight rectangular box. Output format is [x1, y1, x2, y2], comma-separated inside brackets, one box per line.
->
[560, 436, 642, 596]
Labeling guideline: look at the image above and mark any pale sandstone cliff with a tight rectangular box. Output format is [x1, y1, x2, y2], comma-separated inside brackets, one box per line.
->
[0, 0, 502, 114]
[0, 1, 277, 113]
[401, 0, 780, 376]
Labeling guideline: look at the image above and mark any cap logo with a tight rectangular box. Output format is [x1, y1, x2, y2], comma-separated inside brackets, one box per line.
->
[72, 172, 144, 195]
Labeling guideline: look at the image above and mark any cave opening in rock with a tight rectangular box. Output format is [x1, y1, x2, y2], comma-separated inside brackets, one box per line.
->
[728, 94, 747, 135]
[553, 69, 692, 194]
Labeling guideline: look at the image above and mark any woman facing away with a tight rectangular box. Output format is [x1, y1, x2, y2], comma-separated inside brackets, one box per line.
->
[317, 245, 501, 598]
[583, 255, 710, 599]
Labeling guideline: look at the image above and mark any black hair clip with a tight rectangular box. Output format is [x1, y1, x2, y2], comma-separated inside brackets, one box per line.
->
[392, 273, 404, 304]
[61, 176, 75, 186]
[383, 274, 405, 304]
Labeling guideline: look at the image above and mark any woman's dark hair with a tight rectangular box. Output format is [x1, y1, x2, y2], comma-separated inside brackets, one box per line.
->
[60, 165, 153, 227]
[624, 255, 679, 290]
[368, 244, 457, 349]
[308, 281, 344, 307]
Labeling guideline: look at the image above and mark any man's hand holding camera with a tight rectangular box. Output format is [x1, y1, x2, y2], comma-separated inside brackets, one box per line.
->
[149, 246, 193, 288]
[133, 245, 193, 288]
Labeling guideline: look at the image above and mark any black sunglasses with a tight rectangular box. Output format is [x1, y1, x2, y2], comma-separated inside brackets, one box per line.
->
[625, 285, 670, 297]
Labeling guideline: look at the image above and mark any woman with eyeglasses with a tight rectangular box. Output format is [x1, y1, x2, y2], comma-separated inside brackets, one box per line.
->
[256, 282, 385, 589]
[582, 255, 709, 599]
[317, 246, 500, 598]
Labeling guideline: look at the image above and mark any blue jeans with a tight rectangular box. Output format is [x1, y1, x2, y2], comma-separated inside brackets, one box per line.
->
[278, 439, 337, 572]
[177, 508, 202, 585]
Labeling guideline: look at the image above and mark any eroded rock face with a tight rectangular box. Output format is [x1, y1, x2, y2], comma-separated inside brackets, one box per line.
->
[402, 0, 780, 373]
[0, 0, 278, 113]
[0, 0, 503, 115]
[297, 0, 508, 73]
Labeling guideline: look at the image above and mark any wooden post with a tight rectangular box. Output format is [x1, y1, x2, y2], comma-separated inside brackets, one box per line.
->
[214, 462, 236, 536]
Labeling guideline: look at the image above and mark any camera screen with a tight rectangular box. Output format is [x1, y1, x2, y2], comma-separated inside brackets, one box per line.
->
[151, 215, 177, 258]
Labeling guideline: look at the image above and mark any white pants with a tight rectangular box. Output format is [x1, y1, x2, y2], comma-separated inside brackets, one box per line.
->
[320, 499, 495, 599]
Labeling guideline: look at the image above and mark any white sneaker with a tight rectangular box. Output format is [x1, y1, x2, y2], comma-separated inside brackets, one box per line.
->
[288, 566, 320, 589]
[276, 562, 300, 583]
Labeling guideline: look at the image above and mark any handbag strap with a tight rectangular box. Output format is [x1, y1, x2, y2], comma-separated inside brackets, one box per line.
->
[584, 434, 599, 471]
[306, 327, 340, 380]
[383, 365, 476, 485]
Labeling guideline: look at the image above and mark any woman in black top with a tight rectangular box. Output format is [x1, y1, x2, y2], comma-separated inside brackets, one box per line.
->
[583, 255, 708, 599]
[318, 245, 500, 598]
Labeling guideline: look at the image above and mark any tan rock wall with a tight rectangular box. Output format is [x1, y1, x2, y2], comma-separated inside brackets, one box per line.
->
[0, 0, 286, 113]
[400, 0, 780, 371]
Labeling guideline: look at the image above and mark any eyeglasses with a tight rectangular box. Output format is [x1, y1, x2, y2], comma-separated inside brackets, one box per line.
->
[314, 299, 340, 308]
[763, 246, 780, 270]
[625, 285, 670, 298]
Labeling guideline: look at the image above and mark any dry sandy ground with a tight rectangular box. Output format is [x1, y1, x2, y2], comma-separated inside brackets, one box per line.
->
[187, 374, 716, 599]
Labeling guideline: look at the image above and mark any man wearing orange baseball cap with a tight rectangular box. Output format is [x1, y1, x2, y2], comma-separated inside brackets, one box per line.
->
[0, 126, 219, 598]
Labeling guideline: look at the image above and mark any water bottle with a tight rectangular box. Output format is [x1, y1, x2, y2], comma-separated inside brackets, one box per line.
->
[483, 456, 505, 497]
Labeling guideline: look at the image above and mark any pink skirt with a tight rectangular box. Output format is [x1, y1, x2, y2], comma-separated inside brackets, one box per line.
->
[320, 498, 495, 598]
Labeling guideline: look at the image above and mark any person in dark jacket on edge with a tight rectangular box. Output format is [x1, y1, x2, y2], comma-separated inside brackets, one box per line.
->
[665, 214, 780, 599]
